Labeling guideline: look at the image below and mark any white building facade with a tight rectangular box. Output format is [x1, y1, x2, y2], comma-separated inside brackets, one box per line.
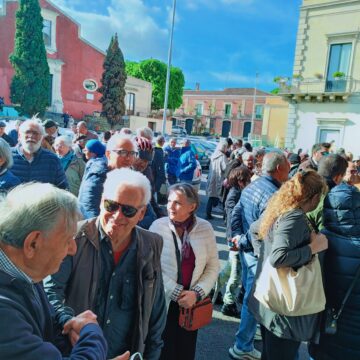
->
[283, 0, 360, 156]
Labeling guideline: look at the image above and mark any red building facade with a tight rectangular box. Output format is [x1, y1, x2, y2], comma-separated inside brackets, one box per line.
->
[174, 87, 271, 139]
[0, 0, 106, 119]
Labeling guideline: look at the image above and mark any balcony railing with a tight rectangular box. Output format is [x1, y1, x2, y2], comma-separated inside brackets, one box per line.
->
[278, 76, 360, 96]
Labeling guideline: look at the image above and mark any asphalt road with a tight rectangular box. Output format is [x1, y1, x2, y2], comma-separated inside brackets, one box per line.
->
[194, 171, 310, 360]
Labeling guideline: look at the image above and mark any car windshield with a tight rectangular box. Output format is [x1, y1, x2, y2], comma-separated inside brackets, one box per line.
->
[192, 143, 205, 152]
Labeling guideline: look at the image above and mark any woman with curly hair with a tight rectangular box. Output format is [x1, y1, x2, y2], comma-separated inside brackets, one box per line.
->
[249, 170, 328, 360]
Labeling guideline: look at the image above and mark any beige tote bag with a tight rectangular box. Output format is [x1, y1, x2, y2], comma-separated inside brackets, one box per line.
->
[254, 254, 326, 316]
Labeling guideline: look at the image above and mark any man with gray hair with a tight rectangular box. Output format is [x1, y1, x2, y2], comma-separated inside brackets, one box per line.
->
[11, 118, 68, 189]
[45, 168, 166, 360]
[76, 121, 98, 142]
[0, 183, 114, 359]
[229, 151, 289, 360]
[136, 126, 153, 141]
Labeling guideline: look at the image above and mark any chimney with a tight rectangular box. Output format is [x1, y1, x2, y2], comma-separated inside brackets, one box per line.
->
[195, 83, 200, 91]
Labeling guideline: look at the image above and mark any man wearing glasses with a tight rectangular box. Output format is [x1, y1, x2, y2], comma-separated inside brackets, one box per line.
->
[11, 118, 68, 189]
[45, 168, 166, 360]
[298, 142, 330, 172]
[77, 134, 139, 218]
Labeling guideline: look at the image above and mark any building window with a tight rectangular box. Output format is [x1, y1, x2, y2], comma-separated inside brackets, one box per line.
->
[255, 105, 263, 119]
[83, 79, 98, 92]
[224, 104, 232, 117]
[326, 43, 352, 92]
[126, 92, 135, 115]
[195, 103, 203, 116]
[43, 19, 52, 47]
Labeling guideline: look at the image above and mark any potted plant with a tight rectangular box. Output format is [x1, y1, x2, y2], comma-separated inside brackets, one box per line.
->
[274, 76, 286, 84]
[292, 74, 303, 86]
[314, 73, 323, 80]
[333, 71, 345, 80]
[292, 74, 303, 80]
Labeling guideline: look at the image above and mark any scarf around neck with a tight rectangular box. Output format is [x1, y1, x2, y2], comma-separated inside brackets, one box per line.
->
[171, 215, 195, 259]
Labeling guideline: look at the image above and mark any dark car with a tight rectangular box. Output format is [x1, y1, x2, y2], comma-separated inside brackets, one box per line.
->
[190, 142, 210, 169]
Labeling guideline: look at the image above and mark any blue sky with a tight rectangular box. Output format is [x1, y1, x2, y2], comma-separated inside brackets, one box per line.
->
[52, 0, 302, 92]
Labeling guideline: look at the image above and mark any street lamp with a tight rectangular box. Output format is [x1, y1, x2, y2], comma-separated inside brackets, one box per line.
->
[162, 0, 177, 135]
[250, 72, 259, 141]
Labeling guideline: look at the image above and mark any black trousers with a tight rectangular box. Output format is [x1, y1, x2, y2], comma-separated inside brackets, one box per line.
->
[261, 326, 301, 360]
[160, 301, 198, 360]
[206, 197, 219, 217]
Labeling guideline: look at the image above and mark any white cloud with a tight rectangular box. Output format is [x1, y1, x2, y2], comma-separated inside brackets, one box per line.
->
[210, 71, 275, 86]
[52, 0, 169, 60]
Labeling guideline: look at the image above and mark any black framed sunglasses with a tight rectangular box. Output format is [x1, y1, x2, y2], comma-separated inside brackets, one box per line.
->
[103, 199, 140, 218]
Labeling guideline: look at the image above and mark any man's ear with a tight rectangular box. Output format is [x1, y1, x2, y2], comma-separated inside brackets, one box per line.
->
[137, 205, 147, 222]
[23, 231, 42, 259]
[105, 150, 110, 160]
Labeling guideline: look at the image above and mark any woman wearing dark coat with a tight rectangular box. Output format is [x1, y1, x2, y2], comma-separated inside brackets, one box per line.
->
[0, 138, 20, 193]
[311, 183, 360, 360]
[220, 166, 252, 316]
[249, 170, 328, 360]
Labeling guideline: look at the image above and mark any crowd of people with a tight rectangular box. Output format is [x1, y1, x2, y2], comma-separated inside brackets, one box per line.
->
[0, 116, 359, 360]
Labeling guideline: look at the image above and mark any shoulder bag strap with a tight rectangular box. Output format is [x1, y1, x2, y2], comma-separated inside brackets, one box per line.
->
[171, 231, 182, 285]
[335, 263, 360, 319]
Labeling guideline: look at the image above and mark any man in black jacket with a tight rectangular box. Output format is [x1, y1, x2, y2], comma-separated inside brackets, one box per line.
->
[0, 121, 14, 146]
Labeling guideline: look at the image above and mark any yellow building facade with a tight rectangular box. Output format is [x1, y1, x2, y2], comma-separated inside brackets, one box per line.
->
[262, 96, 289, 148]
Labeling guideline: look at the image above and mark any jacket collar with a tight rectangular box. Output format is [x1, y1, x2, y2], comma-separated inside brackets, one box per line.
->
[16, 145, 43, 162]
[263, 175, 282, 189]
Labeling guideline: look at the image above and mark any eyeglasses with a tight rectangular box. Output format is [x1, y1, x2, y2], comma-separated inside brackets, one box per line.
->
[320, 151, 329, 156]
[111, 149, 138, 158]
[103, 199, 140, 218]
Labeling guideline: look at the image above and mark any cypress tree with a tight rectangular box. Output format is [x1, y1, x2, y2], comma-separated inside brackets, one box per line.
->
[9, 0, 50, 117]
[98, 34, 127, 128]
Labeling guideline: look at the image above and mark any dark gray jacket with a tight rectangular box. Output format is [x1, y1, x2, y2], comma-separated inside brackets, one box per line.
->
[44, 218, 166, 359]
[249, 209, 321, 342]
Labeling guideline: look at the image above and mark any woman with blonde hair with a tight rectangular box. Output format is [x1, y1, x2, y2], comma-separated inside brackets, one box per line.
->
[249, 170, 328, 360]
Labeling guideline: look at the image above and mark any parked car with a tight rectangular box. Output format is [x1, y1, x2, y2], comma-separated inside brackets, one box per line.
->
[171, 126, 187, 136]
[190, 142, 210, 169]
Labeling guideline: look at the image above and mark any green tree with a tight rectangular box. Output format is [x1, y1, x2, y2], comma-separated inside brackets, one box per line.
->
[9, 0, 50, 117]
[125, 59, 185, 110]
[98, 34, 127, 128]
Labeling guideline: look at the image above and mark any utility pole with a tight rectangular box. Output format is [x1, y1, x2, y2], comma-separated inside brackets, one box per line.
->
[250, 72, 259, 141]
[162, 0, 177, 135]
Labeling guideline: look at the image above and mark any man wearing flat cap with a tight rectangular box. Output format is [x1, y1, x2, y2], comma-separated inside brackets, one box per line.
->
[42, 119, 60, 150]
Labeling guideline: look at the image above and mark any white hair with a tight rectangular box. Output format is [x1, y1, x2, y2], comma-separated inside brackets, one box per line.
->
[262, 152, 287, 174]
[77, 121, 87, 128]
[216, 139, 228, 152]
[54, 135, 73, 148]
[0, 138, 13, 169]
[103, 168, 151, 205]
[0, 182, 80, 248]
[242, 152, 254, 161]
[106, 133, 138, 152]
[136, 127, 153, 141]
[19, 117, 45, 136]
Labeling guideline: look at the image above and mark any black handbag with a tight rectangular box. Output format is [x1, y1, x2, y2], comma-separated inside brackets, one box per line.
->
[324, 263, 360, 335]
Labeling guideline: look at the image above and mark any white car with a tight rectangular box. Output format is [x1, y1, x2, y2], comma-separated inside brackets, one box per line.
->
[171, 126, 187, 136]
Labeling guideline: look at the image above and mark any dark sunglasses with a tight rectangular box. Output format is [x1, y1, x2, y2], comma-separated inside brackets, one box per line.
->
[103, 199, 140, 218]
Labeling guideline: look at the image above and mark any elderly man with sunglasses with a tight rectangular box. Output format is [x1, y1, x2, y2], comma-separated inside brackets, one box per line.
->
[45, 168, 166, 360]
